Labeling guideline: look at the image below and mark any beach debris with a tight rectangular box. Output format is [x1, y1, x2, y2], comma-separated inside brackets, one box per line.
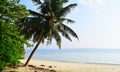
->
[4, 63, 56, 72]
[28, 65, 36, 68]
[54, 66, 56, 68]
[40, 64, 45, 67]
[50, 70, 56, 72]
[49, 66, 52, 68]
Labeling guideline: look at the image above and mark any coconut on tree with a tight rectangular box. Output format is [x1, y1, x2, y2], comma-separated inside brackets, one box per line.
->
[17, 0, 79, 66]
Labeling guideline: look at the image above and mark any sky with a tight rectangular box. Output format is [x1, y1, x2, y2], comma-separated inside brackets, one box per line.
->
[20, 0, 120, 49]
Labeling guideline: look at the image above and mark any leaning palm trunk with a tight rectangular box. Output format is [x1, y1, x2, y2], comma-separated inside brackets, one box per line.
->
[24, 37, 44, 66]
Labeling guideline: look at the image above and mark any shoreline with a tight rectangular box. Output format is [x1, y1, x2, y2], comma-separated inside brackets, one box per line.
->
[19, 59, 120, 72]
[25, 59, 120, 65]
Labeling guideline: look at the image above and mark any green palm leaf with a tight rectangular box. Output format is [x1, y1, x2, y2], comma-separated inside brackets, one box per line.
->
[60, 24, 79, 40]
[32, 0, 42, 5]
[60, 18, 75, 24]
[53, 31, 61, 48]
[28, 10, 45, 17]
[56, 4, 77, 17]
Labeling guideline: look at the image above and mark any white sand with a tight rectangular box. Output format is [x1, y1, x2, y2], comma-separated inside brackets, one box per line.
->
[19, 59, 120, 72]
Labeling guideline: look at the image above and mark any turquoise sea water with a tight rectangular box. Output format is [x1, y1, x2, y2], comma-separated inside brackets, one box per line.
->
[25, 48, 120, 64]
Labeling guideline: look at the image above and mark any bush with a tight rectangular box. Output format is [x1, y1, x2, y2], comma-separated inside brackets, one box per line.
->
[0, 22, 26, 70]
[0, 0, 30, 71]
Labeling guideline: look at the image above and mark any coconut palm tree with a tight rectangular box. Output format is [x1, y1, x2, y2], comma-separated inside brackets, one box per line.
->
[17, 0, 79, 66]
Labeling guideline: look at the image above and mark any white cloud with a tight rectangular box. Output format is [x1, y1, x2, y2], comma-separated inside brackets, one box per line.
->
[79, 0, 104, 7]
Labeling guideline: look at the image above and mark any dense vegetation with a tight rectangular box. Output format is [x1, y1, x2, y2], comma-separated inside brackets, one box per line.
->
[0, 0, 29, 71]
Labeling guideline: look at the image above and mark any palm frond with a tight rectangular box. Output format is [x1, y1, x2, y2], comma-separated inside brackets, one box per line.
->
[57, 25, 72, 41]
[17, 17, 48, 40]
[28, 10, 45, 17]
[32, 0, 42, 5]
[33, 21, 50, 42]
[46, 30, 53, 45]
[44, 0, 52, 13]
[60, 18, 75, 24]
[56, 4, 77, 17]
[53, 31, 61, 48]
[50, 0, 67, 13]
[58, 29, 72, 41]
[61, 24, 79, 40]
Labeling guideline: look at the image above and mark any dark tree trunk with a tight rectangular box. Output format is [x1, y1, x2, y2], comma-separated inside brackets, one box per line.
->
[24, 37, 44, 66]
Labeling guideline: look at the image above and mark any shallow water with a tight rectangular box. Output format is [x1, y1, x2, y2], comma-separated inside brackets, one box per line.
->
[25, 48, 120, 64]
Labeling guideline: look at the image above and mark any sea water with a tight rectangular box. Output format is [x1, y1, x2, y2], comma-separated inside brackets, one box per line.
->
[25, 48, 120, 64]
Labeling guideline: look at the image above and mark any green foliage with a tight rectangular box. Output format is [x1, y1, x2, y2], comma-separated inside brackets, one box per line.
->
[0, 0, 29, 22]
[0, 20, 25, 71]
[0, 21, 25, 63]
[0, 0, 30, 71]
[0, 61, 7, 71]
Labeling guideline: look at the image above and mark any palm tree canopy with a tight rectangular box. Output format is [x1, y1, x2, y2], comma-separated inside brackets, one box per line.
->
[17, 0, 79, 48]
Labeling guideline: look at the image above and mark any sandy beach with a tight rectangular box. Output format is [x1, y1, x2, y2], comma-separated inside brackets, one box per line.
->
[5, 59, 120, 72]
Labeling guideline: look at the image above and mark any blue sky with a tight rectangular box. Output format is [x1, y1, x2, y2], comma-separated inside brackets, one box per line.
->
[21, 0, 120, 49]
